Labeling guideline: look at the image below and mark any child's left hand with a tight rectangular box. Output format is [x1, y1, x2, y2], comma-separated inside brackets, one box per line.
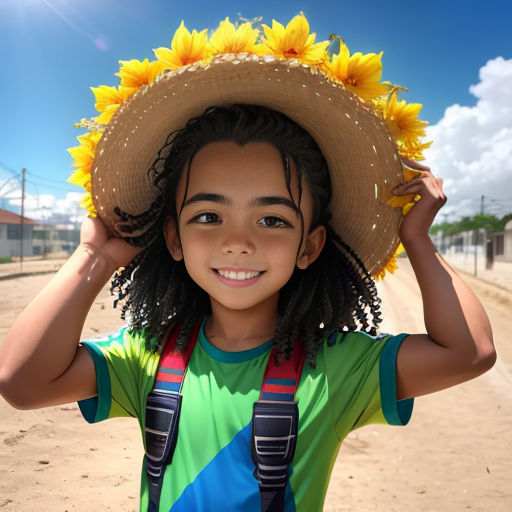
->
[391, 158, 447, 244]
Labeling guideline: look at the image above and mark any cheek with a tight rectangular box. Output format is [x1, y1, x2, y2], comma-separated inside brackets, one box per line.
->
[179, 230, 218, 272]
[180, 228, 213, 246]
[181, 233, 208, 258]
[261, 235, 300, 263]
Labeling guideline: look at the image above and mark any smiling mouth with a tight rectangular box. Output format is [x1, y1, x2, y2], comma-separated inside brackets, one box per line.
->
[214, 269, 265, 281]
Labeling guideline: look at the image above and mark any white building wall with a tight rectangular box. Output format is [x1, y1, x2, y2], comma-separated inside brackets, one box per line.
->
[505, 231, 512, 261]
[0, 224, 34, 258]
[0, 240, 33, 258]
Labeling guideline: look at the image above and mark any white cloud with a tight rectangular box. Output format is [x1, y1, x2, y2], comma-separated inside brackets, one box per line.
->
[6, 190, 87, 225]
[423, 57, 512, 222]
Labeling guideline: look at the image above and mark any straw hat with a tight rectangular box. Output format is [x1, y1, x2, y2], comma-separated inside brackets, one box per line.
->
[68, 13, 430, 279]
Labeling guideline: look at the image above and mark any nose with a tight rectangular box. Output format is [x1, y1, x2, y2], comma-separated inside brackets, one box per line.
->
[220, 224, 255, 255]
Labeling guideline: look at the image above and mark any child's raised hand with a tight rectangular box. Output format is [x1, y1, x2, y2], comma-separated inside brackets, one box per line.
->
[80, 216, 142, 269]
[391, 158, 447, 244]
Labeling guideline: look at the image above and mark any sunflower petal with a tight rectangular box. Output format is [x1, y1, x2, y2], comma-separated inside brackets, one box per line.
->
[95, 104, 120, 125]
[325, 45, 388, 101]
[156, 21, 211, 69]
[209, 17, 259, 54]
[261, 13, 328, 65]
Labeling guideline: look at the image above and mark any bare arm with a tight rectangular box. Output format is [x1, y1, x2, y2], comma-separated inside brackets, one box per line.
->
[389, 159, 496, 400]
[0, 217, 141, 409]
[396, 235, 495, 399]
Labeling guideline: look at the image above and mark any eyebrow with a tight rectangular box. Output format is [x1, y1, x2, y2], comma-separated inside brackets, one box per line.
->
[181, 192, 298, 212]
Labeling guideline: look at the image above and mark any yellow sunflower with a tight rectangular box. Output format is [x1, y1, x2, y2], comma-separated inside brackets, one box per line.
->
[94, 105, 120, 125]
[324, 42, 390, 101]
[373, 243, 405, 280]
[376, 91, 428, 145]
[67, 131, 102, 215]
[396, 138, 433, 161]
[209, 17, 261, 54]
[115, 58, 165, 89]
[90, 85, 135, 125]
[385, 165, 423, 215]
[154, 21, 211, 70]
[260, 12, 328, 65]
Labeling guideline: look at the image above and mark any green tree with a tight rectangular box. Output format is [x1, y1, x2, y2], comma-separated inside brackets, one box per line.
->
[430, 212, 512, 236]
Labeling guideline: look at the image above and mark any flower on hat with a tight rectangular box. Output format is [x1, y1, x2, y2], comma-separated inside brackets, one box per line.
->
[154, 21, 211, 70]
[91, 85, 135, 125]
[374, 243, 405, 280]
[209, 17, 261, 54]
[116, 58, 165, 89]
[323, 41, 391, 101]
[91, 85, 134, 112]
[397, 138, 434, 161]
[260, 12, 328, 65]
[375, 91, 429, 154]
[67, 131, 103, 215]
[385, 164, 422, 215]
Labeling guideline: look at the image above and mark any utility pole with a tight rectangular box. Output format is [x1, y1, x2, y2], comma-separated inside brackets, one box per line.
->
[19, 168, 26, 273]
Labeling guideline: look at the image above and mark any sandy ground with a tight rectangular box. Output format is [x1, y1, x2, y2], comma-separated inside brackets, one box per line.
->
[1, 258, 511, 511]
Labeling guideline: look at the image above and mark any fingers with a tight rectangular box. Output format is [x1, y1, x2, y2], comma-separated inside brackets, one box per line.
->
[80, 215, 108, 247]
[400, 159, 436, 190]
[401, 157, 431, 173]
[392, 174, 447, 205]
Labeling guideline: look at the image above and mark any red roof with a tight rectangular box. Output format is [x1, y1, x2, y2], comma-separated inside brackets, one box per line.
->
[0, 208, 36, 225]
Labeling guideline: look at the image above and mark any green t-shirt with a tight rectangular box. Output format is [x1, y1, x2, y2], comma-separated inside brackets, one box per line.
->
[78, 316, 413, 511]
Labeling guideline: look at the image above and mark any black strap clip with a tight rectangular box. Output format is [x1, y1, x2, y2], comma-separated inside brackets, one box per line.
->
[144, 391, 182, 480]
[251, 400, 299, 490]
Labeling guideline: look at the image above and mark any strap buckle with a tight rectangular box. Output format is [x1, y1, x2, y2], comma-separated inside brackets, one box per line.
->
[251, 400, 299, 490]
[144, 391, 182, 478]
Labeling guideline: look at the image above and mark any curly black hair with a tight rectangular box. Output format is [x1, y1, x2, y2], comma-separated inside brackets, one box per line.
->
[110, 104, 383, 365]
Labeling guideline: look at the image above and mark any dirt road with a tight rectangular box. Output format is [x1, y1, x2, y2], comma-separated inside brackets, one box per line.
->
[0, 259, 511, 511]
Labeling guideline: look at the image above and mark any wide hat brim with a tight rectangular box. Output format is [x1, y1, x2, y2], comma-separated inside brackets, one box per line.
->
[91, 53, 404, 277]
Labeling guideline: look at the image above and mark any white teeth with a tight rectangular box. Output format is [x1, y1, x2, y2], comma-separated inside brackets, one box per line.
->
[217, 269, 261, 280]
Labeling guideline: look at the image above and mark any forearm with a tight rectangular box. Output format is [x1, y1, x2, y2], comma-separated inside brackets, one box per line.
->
[0, 244, 116, 389]
[403, 235, 494, 361]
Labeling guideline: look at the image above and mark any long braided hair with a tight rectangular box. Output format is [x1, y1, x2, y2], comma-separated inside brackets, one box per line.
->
[110, 104, 383, 366]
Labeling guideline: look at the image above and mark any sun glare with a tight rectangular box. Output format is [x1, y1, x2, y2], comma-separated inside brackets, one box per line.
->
[7, 0, 110, 52]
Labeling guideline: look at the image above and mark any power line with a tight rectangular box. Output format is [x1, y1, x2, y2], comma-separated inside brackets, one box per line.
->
[0, 175, 20, 192]
[4, 178, 75, 194]
[1, 165, 78, 193]
[26, 170, 72, 184]
[25, 178, 78, 193]
[0, 161, 21, 177]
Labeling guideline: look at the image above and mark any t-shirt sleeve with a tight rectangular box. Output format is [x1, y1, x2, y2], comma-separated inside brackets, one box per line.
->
[322, 331, 414, 440]
[77, 326, 159, 424]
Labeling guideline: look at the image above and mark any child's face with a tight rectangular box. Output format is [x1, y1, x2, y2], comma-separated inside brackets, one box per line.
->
[164, 141, 326, 313]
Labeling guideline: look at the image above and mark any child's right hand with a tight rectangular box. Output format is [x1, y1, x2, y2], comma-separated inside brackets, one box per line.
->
[80, 216, 143, 270]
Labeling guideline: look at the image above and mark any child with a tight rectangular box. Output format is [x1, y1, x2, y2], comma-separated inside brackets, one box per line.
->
[0, 13, 495, 512]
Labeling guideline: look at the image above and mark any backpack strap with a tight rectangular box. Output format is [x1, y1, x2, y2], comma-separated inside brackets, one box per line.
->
[144, 320, 305, 512]
[251, 339, 305, 512]
[144, 320, 201, 512]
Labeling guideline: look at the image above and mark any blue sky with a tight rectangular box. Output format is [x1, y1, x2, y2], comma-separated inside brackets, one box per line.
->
[1, 0, 511, 220]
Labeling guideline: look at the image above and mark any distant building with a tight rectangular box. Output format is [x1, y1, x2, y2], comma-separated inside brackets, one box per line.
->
[487, 220, 512, 263]
[32, 224, 80, 256]
[0, 208, 82, 259]
[431, 222, 512, 268]
[0, 208, 36, 258]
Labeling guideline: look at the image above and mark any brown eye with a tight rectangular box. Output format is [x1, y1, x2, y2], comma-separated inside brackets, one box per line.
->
[193, 212, 220, 224]
[259, 216, 288, 227]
